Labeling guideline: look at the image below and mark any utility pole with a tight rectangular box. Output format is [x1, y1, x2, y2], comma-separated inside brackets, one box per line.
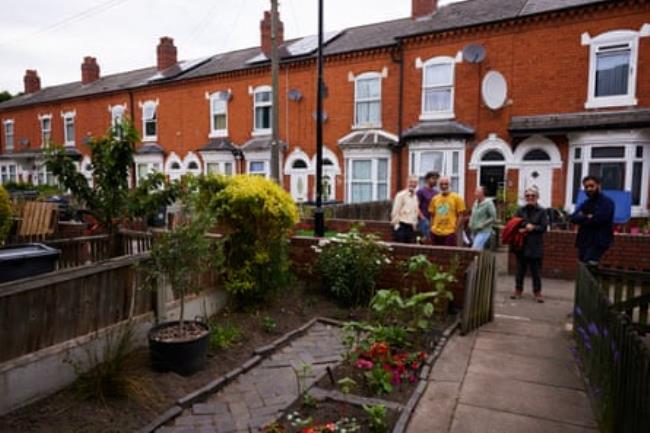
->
[270, 0, 281, 183]
[314, 0, 324, 237]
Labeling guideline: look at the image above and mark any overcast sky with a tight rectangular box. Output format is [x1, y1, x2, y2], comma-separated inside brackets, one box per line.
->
[0, 0, 462, 94]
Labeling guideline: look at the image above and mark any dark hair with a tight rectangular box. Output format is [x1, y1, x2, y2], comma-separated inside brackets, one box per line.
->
[424, 171, 439, 180]
[582, 175, 601, 185]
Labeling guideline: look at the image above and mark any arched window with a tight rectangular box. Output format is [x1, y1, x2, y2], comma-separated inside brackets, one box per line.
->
[482, 150, 505, 161]
[523, 149, 551, 161]
[188, 161, 199, 170]
[292, 159, 308, 169]
[170, 162, 181, 170]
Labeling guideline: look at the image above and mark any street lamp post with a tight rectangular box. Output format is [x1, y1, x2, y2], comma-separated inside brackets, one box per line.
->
[314, 0, 325, 237]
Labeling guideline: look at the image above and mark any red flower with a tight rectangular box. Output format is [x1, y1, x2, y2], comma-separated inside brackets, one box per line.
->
[302, 429, 316, 433]
[411, 361, 420, 370]
[325, 423, 336, 432]
[370, 342, 389, 358]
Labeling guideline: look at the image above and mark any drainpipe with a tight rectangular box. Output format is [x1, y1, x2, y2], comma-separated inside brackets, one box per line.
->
[394, 39, 405, 191]
[128, 89, 136, 187]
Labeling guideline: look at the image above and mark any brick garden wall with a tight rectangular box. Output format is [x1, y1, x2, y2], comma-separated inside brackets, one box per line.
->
[508, 231, 650, 279]
[289, 236, 479, 309]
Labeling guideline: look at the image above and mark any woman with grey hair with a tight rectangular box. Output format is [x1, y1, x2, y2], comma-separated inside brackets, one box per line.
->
[510, 187, 548, 303]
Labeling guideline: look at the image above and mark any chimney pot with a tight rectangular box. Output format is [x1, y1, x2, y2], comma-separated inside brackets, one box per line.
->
[157, 36, 177, 71]
[412, 0, 437, 19]
[81, 56, 100, 84]
[23, 69, 41, 94]
[260, 10, 284, 56]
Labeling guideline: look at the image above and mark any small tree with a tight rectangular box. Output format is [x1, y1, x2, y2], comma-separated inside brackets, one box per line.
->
[0, 185, 13, 245]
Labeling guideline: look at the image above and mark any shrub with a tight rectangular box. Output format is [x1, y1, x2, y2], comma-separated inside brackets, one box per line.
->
[0, 185, 12, 244]
[200, 175, 299, 305]
[209, 322, 243, 351]
[313, 227, 391, 307]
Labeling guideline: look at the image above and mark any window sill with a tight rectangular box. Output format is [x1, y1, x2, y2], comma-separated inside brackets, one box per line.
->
[585, 96, 637, 109]
[351, 123, 382, 130]
[142, 136, 158, 142]
[209, 131, 229, 138]
[419, 112, 454, 121]
[64, 142, 75, 147]
[251, 130, 271, 137]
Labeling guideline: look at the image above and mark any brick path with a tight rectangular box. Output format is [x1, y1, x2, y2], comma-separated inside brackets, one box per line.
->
[157, 322, 344, 433]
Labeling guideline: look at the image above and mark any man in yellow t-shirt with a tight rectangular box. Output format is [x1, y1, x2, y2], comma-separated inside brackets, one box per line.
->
[428, 176, 466, 246]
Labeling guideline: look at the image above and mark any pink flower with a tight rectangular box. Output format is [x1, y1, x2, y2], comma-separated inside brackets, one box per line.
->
[408, 375, 417, 383]
[355, 358, 374, 369]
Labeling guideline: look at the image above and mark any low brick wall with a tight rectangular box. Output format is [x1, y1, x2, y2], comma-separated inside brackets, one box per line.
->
[290, 236, 479, 308]
[295, 218, 395, 241]
[507, 231, 650, 279]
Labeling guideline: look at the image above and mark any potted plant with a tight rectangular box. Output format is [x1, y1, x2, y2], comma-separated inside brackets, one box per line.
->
[144, 208, 219, 375]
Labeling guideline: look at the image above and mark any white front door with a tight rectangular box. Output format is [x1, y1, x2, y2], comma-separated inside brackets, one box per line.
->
[290, 172, 308, 202]
[519, 166, 553, 208]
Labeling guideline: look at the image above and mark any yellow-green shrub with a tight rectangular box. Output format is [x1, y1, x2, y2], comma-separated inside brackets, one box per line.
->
[0, 185, 12, 244]
[201, 175, 299, 305]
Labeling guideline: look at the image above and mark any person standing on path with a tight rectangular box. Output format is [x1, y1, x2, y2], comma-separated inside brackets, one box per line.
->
[429, 176, 466, 246]
[391, 176, 420, 243]
[570, 175, 615, 265]
[416, 171, 439, 243]
[511, 187, 549, 303]
[468, 186, 497, 250]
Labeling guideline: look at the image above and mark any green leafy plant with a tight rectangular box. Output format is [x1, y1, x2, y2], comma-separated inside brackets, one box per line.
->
[261, 315, 277, 333]
[208, 322, 243, 351]
[365, 364, 393, 396]
[337, 376, 358, 395]
[302, 392, 318, 409]
[362, 404, 388, 433]
[313, 226, 391, 307]
[261, 421, 285, 433]
[402, 255, 456, 316]
[0, 185, 12, 245]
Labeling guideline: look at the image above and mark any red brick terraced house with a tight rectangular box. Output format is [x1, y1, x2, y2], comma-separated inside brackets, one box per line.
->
[0, 0, 649, 217]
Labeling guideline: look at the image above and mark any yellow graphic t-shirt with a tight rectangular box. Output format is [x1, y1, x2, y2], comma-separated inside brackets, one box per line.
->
[429, 192, 466, 236]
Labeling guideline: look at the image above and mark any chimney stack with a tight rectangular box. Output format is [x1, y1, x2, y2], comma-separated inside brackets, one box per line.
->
[157, 37, 177, 71]
[412, 0, 437, 20]
[81, 56, 100, 84]
[23, 69, 41, 94]
[260, 10, 284, 56]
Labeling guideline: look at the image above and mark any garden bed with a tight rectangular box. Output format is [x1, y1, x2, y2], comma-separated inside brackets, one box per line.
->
[0, 284, 363, 433]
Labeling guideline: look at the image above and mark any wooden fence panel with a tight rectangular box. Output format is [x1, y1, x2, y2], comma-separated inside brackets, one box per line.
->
[461, 251, 496, 335]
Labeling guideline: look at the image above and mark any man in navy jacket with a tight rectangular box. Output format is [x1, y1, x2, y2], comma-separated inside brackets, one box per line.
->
[570, 175, 615, 264]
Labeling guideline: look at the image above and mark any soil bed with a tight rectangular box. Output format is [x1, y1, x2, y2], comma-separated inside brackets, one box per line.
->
[275, 399, 399, 433]
[0, 284, 366, 433]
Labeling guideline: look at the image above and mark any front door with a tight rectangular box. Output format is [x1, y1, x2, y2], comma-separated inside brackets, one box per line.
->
[519, 166, 553, 208]
[290, 172, 308, 202]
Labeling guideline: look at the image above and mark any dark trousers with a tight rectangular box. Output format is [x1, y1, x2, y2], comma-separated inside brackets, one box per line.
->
[515, 255, 542, 294]
[393, 222, 416, 243]
[432, 233, 457, 247]
[578, 246, 607, 263]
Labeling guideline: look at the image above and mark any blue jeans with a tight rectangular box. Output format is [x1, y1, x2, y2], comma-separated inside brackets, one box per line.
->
[418, 218, 430, 239]
[472, 231, 492, 250]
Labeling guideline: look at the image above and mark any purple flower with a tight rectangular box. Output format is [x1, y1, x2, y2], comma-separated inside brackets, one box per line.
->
[584, 342, 592, 352]
[610, 340, 618, 353]
[588, 322, 599, 337]
[577, 326, 588, 337]
[603, 328, 609, 338]
[574, 306, 583, 317]
[391, 372, 402, 386]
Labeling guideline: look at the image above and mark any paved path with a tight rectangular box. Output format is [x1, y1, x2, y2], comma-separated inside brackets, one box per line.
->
[157, 322, 344, 433]
[407, 276, 598, 433]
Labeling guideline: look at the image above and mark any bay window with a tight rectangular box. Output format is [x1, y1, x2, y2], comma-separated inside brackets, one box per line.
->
[345, 156, 390, 203]
[409, 141, 464, 195]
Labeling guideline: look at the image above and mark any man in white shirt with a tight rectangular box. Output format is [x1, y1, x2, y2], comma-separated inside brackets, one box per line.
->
[391, 176, 420, 243]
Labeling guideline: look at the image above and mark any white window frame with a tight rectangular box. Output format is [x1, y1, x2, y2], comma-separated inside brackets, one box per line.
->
[164, 152, 184, 181]
[209, 91, 229, 138]
[566, 130, 650, 217]
[1, 163, 17, 184]
[200, 151, 236, 176]
[408, 139, 465, 197]
[310, 147, 342, 201]
[3, 119, 14, 151]
[353, 72, 382, 129]
[183, 152, 202, 176]
[252, 85, 272, 135]
[134, 155, 162, 186]
[582, 25, 650, 109]
[141, 100, 158, 142]
[343, 148, 391, 203]
[38, 114, 52, 147]
[417, 55, 459, 121]
[110, 104, 126, 127]
[62, 110, 76, 146]
[36, 163, 56, 186]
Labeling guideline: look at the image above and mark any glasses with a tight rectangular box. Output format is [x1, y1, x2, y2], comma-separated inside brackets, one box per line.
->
[525, 194, 537, 198]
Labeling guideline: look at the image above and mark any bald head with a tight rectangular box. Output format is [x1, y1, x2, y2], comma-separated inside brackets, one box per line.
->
[438, 176, 451, 194]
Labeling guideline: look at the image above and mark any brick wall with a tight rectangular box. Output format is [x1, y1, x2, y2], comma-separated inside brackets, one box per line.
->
[507, 231, 650, 279]
[289, 235, 479, 308]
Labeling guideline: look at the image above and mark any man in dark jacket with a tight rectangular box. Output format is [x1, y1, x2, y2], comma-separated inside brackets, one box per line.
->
[570, 175, 615, 265]
[511, 187, 548, 303]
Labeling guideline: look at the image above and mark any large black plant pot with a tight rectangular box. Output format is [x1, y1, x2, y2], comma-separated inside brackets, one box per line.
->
[148, 320, 210, 376]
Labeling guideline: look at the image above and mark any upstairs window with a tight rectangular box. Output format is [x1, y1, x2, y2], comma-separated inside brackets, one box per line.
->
[40, 115, 52, 147]
[420, 56, 455, 120]
[354, 73, 381, 127]
[63, 111, 75, 146]
[111, 105, 125, 127]
[3, 120, 14, 151]
[583, 26, 649, 109]
[210, 92, 228, 137]
[253, 86, 272, 133]
[142, 101, 157, 140]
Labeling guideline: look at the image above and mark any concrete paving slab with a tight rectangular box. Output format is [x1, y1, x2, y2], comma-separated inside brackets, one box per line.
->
[474, 331, 573, 361]
[480, 319, 567, 340]
[429, 333, 476, 382]
[450, 404, 598, 433]
[468, 348, 583, 390]
[459, 372, 596, 428]
[494, 298, 574, 323]
[407, 381, 461, 433]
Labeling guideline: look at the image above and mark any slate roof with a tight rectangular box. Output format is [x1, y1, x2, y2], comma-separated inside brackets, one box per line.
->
[402, 121, 475, 139]
[509, 109, 650, 135]
[0, 146, 81, 160]
[135, 143, 165, 155]
[338, 129, 398, 149]
[241, 136, 287, 152]
[198, 138, 238, 153]
[0, 0, 608, 111]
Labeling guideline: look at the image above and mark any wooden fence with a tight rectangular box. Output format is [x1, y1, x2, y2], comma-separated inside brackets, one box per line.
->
[45, 235, 112, 269]
[574, 264, 650, 433]
[300, 200, 392, 221]
[0, 254, 153, 364]
[460, 251, 496, 334]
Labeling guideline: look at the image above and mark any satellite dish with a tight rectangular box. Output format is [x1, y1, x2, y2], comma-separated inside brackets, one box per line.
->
[482, 70, 508, 110]
[287, 89, 303, 101]
[462, 43, 486, 63]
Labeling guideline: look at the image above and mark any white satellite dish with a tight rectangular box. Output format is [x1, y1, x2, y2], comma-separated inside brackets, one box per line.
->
[481, 71, 508, 110]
